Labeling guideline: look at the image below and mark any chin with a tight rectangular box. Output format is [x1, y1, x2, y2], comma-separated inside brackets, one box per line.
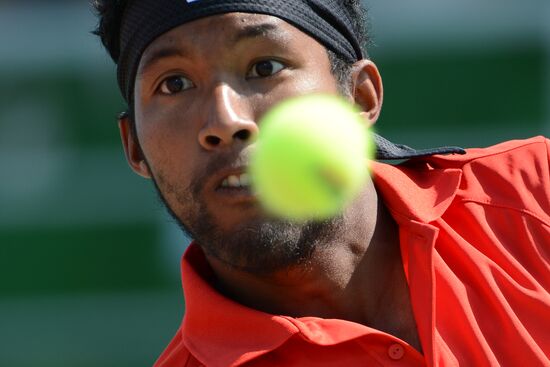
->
[192, 211, 344, 275]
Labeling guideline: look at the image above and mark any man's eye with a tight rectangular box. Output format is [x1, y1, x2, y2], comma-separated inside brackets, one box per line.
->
[158, 76, 194, 95]
[247, 60, 285, 78]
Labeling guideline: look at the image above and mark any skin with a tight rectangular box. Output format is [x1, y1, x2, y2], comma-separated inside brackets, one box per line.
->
[119, 13, 422, 351]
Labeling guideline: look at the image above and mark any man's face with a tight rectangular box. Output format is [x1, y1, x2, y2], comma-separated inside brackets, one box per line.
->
[130, 13, 347, 273]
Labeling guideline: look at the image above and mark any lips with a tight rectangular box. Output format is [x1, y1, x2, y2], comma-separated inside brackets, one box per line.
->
[210, 167, 255, 203]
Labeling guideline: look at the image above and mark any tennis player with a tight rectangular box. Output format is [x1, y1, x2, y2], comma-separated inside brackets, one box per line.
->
[92, 1, 550, 366]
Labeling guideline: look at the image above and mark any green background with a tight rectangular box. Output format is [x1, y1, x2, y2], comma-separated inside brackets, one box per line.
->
[1, 1, 548, 366]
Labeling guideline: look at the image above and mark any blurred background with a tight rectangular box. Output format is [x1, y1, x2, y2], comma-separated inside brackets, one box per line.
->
[0, 0, 548, 366]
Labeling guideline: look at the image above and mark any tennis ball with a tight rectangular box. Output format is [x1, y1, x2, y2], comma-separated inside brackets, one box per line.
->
[249, 94, 374, 221]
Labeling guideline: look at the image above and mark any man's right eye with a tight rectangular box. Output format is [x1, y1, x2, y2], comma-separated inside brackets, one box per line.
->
[158, 75, 194, 95]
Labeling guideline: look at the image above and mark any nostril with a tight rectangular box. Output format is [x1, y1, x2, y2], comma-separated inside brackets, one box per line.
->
[205, 136, 221, 146]
[234, 129, 251, 141]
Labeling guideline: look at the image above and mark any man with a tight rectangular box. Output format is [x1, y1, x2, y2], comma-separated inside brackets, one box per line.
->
[92, 0, 549, 366]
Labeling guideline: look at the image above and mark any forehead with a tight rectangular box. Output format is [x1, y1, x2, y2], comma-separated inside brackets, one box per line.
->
[140, 12, 321, 61]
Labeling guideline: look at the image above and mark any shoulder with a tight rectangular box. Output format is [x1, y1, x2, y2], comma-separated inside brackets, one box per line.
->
[428, 136, 548, 166]
[427, 136, 549, 223]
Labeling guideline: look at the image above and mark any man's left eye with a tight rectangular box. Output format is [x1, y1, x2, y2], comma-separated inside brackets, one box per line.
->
[247, 60, 285, 78]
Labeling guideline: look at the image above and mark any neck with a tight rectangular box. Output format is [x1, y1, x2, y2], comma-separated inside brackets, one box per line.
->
[206, 182, 421, 350]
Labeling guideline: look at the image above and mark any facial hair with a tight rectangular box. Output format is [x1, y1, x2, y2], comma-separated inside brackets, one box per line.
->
[148, 152, 345, 276]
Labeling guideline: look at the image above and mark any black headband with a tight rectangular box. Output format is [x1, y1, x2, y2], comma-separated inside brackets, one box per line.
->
[117, 0, 364, 103]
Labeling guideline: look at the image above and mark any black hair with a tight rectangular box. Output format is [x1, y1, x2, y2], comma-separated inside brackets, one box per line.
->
[92, 0, 371, 120]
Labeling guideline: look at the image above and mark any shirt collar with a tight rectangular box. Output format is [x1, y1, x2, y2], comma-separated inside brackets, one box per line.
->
[180, 244, 386, 367]
[371, 161, 462, 223]
[180, 244, 296, 367]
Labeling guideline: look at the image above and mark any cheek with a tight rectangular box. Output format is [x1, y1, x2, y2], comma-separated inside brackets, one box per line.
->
[135, 80, 200, 145]
[292, 73, 340, 95]
[135, 105, 200, 182]
[300, 56, 340, 94]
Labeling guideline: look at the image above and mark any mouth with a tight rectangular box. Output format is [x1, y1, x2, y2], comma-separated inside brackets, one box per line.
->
[211, 168, 256, 204]
[220, 172, 250, 189]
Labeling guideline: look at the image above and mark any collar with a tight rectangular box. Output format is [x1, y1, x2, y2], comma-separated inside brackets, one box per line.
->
[179, 161, 462, 366]
[370, 161, 462, 224]
[180, 244, 381, 367]
[180, 244, 296, 367]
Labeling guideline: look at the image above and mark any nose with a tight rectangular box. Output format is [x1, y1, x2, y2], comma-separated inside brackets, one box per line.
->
[198, 84, 258, 150]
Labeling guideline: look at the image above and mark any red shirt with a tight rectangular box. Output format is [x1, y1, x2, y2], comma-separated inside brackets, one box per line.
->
[155, 137, 550, 367]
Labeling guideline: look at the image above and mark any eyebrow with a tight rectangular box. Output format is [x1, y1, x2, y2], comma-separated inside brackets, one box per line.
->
[230, 22, 281, 45]
[138, 47, 186, 77]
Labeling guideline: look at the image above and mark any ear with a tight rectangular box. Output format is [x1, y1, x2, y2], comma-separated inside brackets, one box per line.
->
[350, 60, 383, 127]
[118, 114, 151, 179]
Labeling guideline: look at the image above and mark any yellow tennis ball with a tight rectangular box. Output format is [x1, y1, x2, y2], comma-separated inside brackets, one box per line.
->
[249, 94, 374, 221]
